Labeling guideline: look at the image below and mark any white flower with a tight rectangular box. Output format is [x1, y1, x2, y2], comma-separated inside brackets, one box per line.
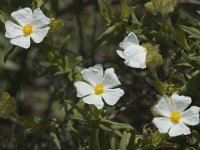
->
[116, 32, 147, 69]
[152, 94, 200, 137]
[74, 64, 124, 109]
[5, 7, 50, 49]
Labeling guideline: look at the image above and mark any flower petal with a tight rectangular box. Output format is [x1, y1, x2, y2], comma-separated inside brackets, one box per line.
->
[32, 8, 50, 28]
[102, 88, 124, 106]
[116, 50, 125, 59]
[5, 21, 23, 38]
[168, 122, 191, 137]
[119, 32, 139, 49]
[74, 81, 94, 97]
[123, 45, 147, 69]
[181, 106, 200, 126]
[81, 64, 103, 86]
[152, 117, 173, 133]
[10, 36, 30, 49]
[171, 94, 192, 112]
[152, 95, 172, 117]
[83, 94, 104, 109]
[11, 7, 32, 26]
[101, 68, 121, 88]
[31, 27, 50, 43]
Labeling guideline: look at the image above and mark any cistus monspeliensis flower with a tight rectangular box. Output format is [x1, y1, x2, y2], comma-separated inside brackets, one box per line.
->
[116, 32, 147, 69]
[152, 94, 200, 137]
[74, 64, 124, 109]
[5, 7, 50, 49]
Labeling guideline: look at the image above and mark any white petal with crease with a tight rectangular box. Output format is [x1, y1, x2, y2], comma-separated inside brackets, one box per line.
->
[116, 50, 125, 59]
[181, 106, 200, 126]
[168, 123, 191, 137]
[119, 32, 139, 49]
[171, 94, 191, 112]
[10, 36, 30, 49]
[123, 45, 147, 69]
[32, 8, 50, 28]
[152, 117, 173, 133]
[5, 21, 23, 38]
[11, 7, 32, 26]
[81, 64, 103, 86]
[83, 94, 104, 109]
[152, 95, 172, 117]
[31, 27, 50, 43]
[102, 88, 124, 105]
[101, 68, 121, 88]
[74, 81, 93, 97]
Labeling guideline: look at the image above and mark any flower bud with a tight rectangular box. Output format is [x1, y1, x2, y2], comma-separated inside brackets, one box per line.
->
[143, 43, 163, 69]
[50, 18, 64, 33]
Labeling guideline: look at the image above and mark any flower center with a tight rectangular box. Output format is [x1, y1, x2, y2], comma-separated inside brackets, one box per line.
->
[94, 84, 104, 95]
[23, 24, 33, 36]
[170, 112, 181, 124]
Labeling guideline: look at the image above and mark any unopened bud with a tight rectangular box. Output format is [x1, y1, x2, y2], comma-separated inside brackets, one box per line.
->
[143, 43, 163, 69]
[50, 18, 64, 33]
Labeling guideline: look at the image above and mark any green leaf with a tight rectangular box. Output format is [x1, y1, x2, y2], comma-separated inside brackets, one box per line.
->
[114, 130, 123, 137]
[173, 28, 190, 50]
[91, 22, 123, 51]
[61, 35, 71, 50]
[32, 0, 45, 8]
[89, 128, 101, 150]
[151, 132, 168, 148]
[99, 124, 112, 131]
[97, 0, 115, 24]
[0, 10, 8, 23]
[0, 92, 16, 118]
[66, 121, 79, 134]
[0, 12, 5, 23]
[184, 72, 200, 100]
[182, 52, 200, 70]
[111, 137, 116, 150]
[131, 12, 140, 25]
[180, 25, 200, 40]
[39, 61, 51, 67]
[101, 118, 133, 130]
[120, 0, 133, 20]
[50, 132, 61, 150]
[120, 131, 131, 150]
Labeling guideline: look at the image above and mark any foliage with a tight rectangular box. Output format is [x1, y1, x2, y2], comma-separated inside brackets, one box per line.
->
[0, 0, 200, 149]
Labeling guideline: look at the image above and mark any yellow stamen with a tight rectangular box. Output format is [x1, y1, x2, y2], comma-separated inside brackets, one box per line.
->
[94, 84, 104, 95]
[170, 112, 181, 124]
[23, 24, 33, 36]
